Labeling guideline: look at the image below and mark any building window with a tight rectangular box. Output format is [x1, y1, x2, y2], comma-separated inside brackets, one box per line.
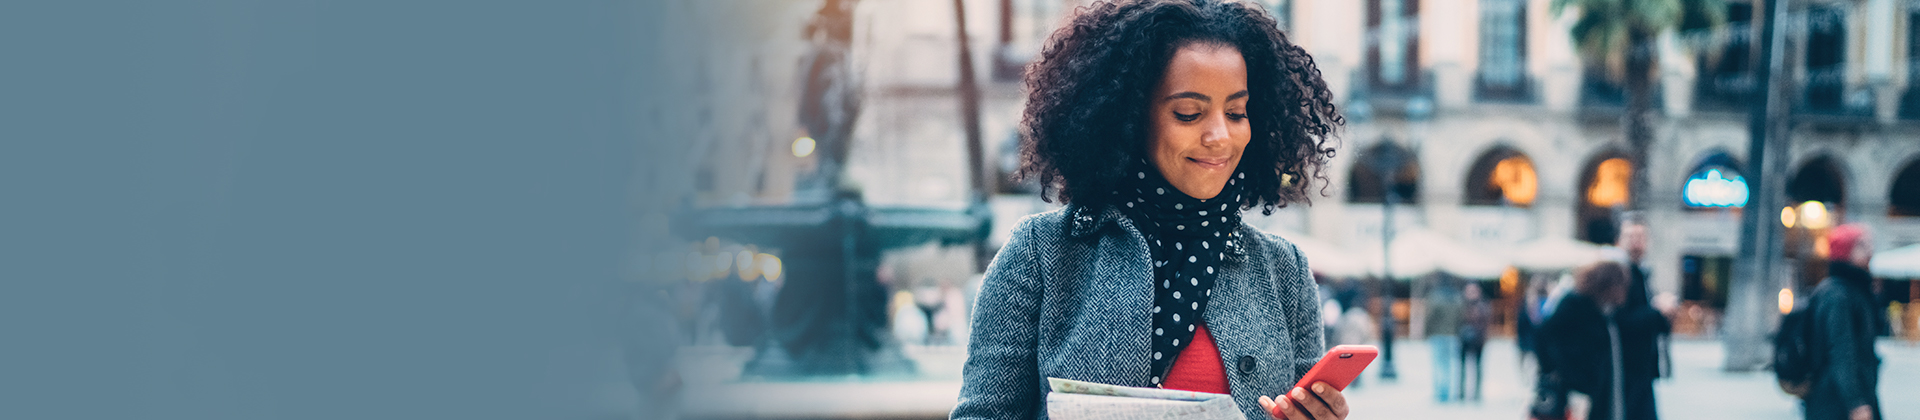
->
[1903, 5, 1920, 118]
[1368, 0, 1421, 91]
[1475, 0, 1530, 102]
[1254, 0, 1291, 31]
[1801, 5, 1848, 113]
[1694, 2, 1754, 111]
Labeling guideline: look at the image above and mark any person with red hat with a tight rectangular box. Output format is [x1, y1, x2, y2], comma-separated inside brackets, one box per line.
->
[1803, 224, 1882, 420]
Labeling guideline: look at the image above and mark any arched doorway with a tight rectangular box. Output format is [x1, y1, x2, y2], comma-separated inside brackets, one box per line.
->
[1577, 150, 1634, 244]
[1784, 155, 1849, 288]
[1464, 146, 1538, 207]
[1677, 151, 1746, 319]
[1890, 158, 1920, 217]
[1787, 155, 1847, 210]
[1348, 141, 1422, 204]
[1681, 152, 1748, 210]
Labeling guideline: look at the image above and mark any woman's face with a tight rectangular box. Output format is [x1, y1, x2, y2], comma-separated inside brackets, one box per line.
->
[1147, 42, 1251, 200]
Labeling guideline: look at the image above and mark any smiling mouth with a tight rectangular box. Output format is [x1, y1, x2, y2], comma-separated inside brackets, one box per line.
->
[1187, 157, 1230, 169]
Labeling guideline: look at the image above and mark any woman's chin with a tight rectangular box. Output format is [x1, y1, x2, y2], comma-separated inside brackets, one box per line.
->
[1173, 184, 1226, 200]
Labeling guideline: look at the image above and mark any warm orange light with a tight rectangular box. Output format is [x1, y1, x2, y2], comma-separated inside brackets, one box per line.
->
[1781, 206, 1798, 228]
[757, 253, 783, 281]
[1798, 201, 1832, 230]
[1587, 158, 1632, 207]
[1492, 157, 1538, 205]
[1499, 267, 1521, 296]
[1779, 288, 1795, 314]
[736, 249, 759, 281]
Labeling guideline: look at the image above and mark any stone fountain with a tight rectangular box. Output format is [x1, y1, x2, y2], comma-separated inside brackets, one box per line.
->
[672, 0, 989, 379]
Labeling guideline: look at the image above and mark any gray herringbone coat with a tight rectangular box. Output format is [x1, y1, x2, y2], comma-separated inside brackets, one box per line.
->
[952, 204, 1324, 420]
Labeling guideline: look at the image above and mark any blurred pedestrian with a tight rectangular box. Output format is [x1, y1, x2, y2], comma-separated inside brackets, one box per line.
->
[1518, 273, 1553, 366]
[950, 1, 1353, 419]
[1613, 213, 1671, 420]
[1424, 276, 1464, 403]
[1331, 287, 1377, 388]
[628, 282, 682, 420]
[1320, 280, 1343, 349]
[1803, 224, 1882, 420]
[1459, 282, 1492, 401]
[1537, 261, 1630, 420]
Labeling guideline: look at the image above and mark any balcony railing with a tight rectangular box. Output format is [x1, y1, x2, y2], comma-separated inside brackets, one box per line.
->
[1578, 70, 1663, 116]
[1346, 68, 1435, 121]
[1900, 67, 1920, 120]
[1694, 71, 1756, 112]
[1474, 73, 1535, 104]
[1794, 70, 1874, 123]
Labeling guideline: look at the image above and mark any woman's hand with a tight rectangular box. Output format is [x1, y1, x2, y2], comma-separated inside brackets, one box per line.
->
[1257, 382, 1348, 420]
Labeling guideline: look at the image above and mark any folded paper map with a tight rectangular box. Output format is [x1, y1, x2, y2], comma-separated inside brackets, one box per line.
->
[1044, 378, 1247, 420]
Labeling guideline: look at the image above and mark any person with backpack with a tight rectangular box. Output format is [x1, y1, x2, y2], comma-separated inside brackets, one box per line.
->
[1535, 261, 1631, 420]
[1792, 224, 1882, 420]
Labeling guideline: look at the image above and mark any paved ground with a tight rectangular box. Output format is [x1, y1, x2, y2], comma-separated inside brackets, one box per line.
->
[1341, 338, 1920, 420]
[660, 338, 1920, 420]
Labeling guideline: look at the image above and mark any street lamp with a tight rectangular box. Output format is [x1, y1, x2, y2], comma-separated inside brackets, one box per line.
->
[1370, 97, 1431, 381]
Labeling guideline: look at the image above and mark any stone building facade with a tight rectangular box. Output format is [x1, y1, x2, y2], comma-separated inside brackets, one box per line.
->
[686, 0, 1920, 326]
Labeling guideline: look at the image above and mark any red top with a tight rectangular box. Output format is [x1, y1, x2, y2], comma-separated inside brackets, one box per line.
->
[1162, 323, 1229, 394]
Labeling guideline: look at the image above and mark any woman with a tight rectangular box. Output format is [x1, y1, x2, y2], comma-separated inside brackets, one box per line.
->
[950, 1, 1344, 419]
[1537, 261, 1630, 420]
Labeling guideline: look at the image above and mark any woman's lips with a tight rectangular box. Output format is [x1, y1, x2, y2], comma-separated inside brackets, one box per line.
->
[1187, 156, 1230, 169]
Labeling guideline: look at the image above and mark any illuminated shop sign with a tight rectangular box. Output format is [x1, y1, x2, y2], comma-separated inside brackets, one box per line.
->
[1684, 167, 1748, 208]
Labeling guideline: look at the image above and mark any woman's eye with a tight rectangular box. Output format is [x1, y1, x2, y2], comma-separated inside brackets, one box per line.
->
[1174, 112, 1201, 122]
[1227, 112, 1248, 121]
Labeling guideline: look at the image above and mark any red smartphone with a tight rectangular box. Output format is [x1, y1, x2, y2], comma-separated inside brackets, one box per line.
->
[1291, 345, 1378, 392]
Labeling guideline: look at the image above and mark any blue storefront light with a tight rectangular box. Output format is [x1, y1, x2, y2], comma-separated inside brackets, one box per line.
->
[1684, 168, 1749, 208]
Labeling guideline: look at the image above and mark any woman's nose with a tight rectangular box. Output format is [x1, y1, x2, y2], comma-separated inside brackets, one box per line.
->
[1201, 112, 1229, 145]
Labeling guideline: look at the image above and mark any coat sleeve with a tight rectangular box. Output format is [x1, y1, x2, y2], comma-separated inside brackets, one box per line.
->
[1277, 237, 1325, 379]
[952, 218, 1045, 420]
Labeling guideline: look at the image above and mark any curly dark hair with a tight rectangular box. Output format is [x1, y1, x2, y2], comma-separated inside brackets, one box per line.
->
[1016, 0, 1341, 214]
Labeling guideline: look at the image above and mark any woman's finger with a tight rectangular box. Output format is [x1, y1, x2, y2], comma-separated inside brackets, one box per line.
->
[1309, 382, 1348, 419]
[1272, 392, 1312, 420]
[1288, 387, 1336, 420]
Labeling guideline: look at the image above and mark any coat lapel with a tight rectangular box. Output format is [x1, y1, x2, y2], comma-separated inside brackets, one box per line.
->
[1204, 226, 1295, 414]
[1071, 206, 1156, 386]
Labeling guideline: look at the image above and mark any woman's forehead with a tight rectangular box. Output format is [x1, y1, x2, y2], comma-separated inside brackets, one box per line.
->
[1158, 44, 1247, 96]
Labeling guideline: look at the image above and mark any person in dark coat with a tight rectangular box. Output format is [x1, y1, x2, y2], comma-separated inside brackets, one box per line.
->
[1805, 224, 1882, 420]
[1539, 261, 1630, 420]
[1458, 282, 1492, 401]
[1425, 278, 1464, 402]
[1613, 214, 1670, 420]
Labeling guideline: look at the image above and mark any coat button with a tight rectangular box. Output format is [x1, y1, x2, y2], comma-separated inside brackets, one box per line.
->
[1237, 355, 1257, 374]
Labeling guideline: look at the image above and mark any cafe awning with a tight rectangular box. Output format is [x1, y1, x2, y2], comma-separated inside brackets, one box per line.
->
[1870, 243, 1920, 278]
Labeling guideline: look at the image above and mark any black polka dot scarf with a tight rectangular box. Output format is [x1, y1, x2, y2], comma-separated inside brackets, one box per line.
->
[1113, 160, 1246, 387]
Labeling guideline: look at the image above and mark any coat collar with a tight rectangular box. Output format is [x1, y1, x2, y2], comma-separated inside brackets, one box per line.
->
[1067, 204, 1250, 261]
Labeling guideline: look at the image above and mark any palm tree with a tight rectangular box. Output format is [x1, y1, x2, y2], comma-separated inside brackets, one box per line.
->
[1551, 0, 1727, 211]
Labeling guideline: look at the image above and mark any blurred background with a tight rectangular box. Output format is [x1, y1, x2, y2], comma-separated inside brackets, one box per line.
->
[641, 0, 1920, 419]
[8, 0, 1916, 419]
